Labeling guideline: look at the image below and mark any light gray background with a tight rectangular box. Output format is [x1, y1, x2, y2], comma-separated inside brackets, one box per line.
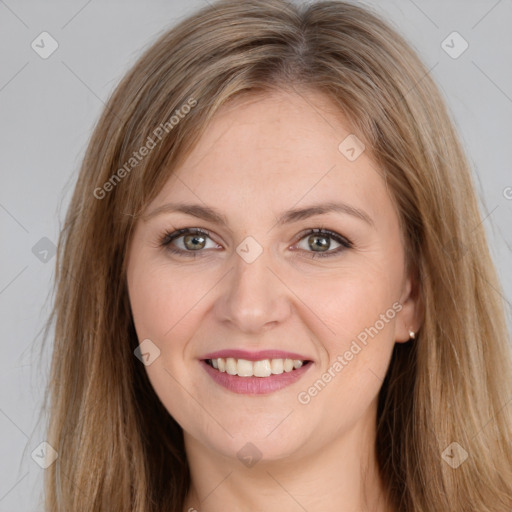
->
[1, 0, 511, 510]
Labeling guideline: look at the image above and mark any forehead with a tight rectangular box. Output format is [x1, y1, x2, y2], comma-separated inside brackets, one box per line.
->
[150, 90, 390, 224]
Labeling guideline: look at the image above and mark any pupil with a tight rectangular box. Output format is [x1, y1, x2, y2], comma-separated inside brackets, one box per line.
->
[310, 234, 328, 251]
[185, 234, 205, 250]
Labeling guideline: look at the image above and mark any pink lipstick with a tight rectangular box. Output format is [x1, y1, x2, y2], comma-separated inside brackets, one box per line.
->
[199, 350, 313, 395]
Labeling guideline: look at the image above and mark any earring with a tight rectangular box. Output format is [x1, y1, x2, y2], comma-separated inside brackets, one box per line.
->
[409, 330, 416, 339]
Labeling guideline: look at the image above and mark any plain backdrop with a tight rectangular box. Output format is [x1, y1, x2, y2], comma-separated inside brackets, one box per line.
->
[1, 0, 511, 510]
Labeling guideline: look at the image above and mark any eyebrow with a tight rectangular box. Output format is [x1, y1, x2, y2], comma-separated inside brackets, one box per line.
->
[143, 201, 374, 228]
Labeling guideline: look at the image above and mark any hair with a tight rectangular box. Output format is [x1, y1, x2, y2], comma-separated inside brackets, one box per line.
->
[40, 0, 512, 510]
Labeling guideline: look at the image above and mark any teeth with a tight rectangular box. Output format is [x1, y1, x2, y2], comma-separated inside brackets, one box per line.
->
[254, 359, 272, 377]
[208, 357, 306, 377]
[270, 359, 283, 374]
[237, 359, 254, 377]
[225, 357, 237, 375]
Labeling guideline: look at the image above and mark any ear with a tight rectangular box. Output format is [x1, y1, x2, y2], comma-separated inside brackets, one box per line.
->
[395, 268, 423, 343]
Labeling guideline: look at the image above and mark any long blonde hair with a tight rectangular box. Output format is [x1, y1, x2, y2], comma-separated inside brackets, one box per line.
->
[41, 0, 512, 510]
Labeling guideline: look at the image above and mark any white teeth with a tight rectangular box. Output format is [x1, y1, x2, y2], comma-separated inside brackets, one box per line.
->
[253, 359, 272, 377]
[237, 359, 253, 377]
[226, 357, 237, 375]
[283, 358, 294, 372]
[270, 359, 284, 374]
[208, 357, 306, 377]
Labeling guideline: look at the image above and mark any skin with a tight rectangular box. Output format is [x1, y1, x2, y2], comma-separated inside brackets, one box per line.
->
[126, 89, 421, 512]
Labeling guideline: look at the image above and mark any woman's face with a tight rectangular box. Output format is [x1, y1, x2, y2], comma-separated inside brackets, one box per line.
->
[126, 90, 419, 464]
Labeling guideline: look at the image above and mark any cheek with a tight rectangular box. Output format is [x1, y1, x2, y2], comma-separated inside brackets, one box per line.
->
[294, 274, 398, 430]
[293, 259, 400, 397]
[127, 262, 207, 425]
[300, 263, 398, 344]
[128, 262, 198, 342]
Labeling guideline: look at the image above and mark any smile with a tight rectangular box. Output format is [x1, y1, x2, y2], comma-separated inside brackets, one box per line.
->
[200, 357, 313, 395]
[206, 357, 309, 377]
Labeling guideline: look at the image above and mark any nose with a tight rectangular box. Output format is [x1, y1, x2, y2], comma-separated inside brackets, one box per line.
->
[214, 246, 292, 334]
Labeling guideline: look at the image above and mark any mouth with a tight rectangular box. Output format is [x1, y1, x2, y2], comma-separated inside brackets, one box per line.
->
[200, 356, 314, 395]
[203, 357, 312, 377]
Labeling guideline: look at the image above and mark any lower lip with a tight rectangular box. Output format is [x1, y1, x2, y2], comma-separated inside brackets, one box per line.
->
[200, 360, 313, 395]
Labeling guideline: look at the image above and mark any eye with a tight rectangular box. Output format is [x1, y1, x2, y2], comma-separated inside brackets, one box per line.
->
[157, 227, 353, 259]
[158, 228, 219, 257]
[292, 228, 353, 259]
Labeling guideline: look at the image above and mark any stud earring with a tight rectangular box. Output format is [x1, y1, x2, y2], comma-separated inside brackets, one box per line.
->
[409, 330, 416, 339]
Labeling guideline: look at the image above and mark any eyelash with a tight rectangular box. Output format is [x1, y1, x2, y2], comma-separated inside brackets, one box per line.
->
[157, 227, 353, 259]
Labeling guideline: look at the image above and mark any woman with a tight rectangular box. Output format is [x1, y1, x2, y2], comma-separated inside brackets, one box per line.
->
[42, 0, 512, 510]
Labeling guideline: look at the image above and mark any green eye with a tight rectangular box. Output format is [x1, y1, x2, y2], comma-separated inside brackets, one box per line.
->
[159, 228, 217, 257]
[158, 227, 353, 259]
[293, 229, 353, 259]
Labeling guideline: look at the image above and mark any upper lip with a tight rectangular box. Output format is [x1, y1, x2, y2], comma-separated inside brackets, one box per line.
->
[201, 349, 312, 362]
